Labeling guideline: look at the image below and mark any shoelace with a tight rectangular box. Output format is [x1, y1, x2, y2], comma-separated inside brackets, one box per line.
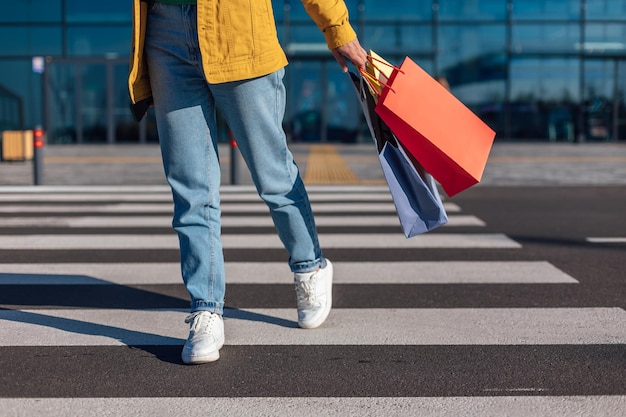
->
[295, 278, 317, 308]
[185, 311, 217, 334]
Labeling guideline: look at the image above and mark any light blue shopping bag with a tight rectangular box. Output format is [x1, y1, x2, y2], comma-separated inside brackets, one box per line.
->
[378, 139, 448, 237]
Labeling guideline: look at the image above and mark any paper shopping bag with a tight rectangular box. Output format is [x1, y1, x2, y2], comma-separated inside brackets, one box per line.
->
[363, 50, 394, 98]
[374, 56, 496, 197]
[379, 139, 449, 237]
[350, 72, 448, 237]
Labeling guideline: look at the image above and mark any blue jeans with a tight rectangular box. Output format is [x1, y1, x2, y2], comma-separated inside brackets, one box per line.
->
[145, 4, 323, 315]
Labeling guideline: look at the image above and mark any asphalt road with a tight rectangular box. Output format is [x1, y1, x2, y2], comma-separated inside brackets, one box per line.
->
[0, 183, 624, 416]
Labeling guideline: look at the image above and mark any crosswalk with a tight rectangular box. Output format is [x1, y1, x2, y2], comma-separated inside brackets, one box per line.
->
[0, 185, 624, 416]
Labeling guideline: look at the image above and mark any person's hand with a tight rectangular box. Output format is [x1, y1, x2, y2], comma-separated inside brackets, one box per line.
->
[331, 38, 368, 73]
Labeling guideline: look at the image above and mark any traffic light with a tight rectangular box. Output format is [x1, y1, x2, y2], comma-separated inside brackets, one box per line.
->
[33, 126, 45, 185]
[33, 127, 45, 149]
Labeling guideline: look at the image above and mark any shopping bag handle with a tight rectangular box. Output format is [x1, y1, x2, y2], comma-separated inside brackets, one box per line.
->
[359, 67, 395, 95]
[366, 55, 404, 74]
[361, 55, 404, 95]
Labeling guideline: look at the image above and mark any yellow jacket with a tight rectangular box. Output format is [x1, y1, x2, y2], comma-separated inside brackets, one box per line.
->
[128, 0, 357, 120]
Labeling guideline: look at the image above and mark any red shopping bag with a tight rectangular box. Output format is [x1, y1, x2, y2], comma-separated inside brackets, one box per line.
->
[373, 56, 496, 197]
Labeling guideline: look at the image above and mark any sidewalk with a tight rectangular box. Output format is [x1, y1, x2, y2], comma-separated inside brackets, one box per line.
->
[0, 142, 625, 187]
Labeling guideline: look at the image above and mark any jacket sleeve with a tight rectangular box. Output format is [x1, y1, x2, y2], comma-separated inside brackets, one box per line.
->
[300, 0, 357, 49]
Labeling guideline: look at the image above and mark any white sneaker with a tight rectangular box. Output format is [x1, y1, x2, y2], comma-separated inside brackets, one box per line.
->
[294, 259, 333, 329]
[181, 311, 224, 364]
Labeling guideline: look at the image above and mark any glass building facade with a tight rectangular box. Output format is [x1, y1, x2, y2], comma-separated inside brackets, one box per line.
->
[1, 0, 626, 144]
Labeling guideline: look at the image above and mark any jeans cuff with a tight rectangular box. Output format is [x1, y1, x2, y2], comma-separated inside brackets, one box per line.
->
[290, 257, 325, 274]
[191, 300, 224, 315]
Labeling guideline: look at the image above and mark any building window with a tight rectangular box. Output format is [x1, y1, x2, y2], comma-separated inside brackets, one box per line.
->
[66, 27, 130, 57]
[363, 24, 433, 56]
[511, 24, 580, 54]
[0, 0, 62, 23]
[0, 26, 62, 56]
[438, 0, 506, 21]
[65, 0, 130, 23]
[438, 24, 506, 72]
[510, 57, 580, 140]
[584, 24, 626, 55]
[586, 0, 626, 20]
[511, 0, 580, 21]
[362, 0, 432, 21]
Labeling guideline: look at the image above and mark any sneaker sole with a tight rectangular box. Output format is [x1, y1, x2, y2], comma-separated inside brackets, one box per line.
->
[181, 337, 225, 365]
[299, 260, 333, 329]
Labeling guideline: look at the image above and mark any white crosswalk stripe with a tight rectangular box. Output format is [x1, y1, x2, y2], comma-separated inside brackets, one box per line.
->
[0, 261, 577, 285]
[1, 307, 623, 346]
[2, 396, 625, 417]
[0, 232, 520, 249]
[0, 185, 623, 415]
[0, 201, 461, 214]
[0, 213, 482, 227]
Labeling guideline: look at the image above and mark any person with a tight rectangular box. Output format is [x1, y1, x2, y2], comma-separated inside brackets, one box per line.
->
[435, 75, 450, 91]
[128, 0, 367, 364]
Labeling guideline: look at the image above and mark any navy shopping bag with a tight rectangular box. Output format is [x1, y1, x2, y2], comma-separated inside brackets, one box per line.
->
[350, 72, 448, 237]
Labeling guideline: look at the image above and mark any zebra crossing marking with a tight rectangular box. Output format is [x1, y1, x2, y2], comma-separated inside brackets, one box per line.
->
[0, 261, 577, 285]
[1, 307, 624, 346]
[1, 185, 621, 408]
[0, 201, 461, 214]
[0, 395, 623, 416]
[0, 233, 521, 249]
[0, 213, 481, 228]
[0, 395, 626, 417]
[587, 237, 626, 244]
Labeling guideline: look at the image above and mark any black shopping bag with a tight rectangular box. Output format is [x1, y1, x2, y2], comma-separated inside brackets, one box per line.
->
[350, 72, 448, 237]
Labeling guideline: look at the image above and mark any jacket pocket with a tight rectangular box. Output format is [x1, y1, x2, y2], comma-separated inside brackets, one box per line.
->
[224, 0, 277, 61]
